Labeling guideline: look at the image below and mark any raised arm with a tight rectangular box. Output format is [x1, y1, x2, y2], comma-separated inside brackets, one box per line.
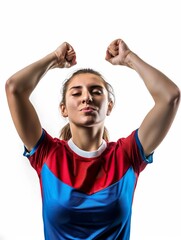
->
[5, 42, 76, 151]
[106, 39, 180, 156]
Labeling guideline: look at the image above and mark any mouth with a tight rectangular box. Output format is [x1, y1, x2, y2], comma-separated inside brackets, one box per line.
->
[80, 106, 97, 113]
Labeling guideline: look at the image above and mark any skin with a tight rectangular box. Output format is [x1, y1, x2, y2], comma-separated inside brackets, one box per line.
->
[60, 73, 113, 151]
[5, 39, 180, 156]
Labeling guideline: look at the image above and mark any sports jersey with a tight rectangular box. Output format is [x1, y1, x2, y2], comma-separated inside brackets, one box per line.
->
[23, 129, 153, 240]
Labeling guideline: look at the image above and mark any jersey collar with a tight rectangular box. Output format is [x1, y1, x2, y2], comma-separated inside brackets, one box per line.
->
[68, 139, 107, 158]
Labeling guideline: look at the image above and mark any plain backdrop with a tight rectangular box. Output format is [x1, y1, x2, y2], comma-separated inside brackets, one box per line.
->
[1, 0, 181, 239]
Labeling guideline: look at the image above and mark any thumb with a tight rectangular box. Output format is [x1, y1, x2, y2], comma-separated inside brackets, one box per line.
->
[105, 50, 112, 61]
[63, 61, 71, 68]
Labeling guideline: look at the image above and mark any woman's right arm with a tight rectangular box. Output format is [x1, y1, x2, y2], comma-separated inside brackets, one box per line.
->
[5, 42, 76, 151]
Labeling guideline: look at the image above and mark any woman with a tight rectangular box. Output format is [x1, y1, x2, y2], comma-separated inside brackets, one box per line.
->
[5, 39, 180, 239]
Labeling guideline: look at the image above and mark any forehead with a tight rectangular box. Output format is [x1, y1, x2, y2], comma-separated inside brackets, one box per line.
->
[68, 73, 106, 89]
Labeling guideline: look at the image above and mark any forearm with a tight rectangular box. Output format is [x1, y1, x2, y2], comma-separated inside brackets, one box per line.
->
[106, 38, 180, 155]
[125, 52, 180, 103]
[6, 52, 57, 97]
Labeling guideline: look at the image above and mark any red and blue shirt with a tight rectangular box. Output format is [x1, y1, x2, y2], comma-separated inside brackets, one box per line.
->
[24, 129, 153, 240]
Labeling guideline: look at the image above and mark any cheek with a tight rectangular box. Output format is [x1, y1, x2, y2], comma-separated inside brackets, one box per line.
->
[99, 101, 110, 116]
[65, 98, 78, 115]
[67, 101, 76, 110]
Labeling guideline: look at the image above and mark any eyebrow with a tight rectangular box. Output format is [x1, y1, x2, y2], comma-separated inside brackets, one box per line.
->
[68, 85, 104, 91]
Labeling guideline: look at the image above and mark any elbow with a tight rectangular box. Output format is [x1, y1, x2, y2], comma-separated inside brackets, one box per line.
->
[172, 86, 180, 103]
[5, 77, 15, 94]
[5, 77, 21, 95]
[156, 85, 181, 110]
[168, 85, 181, 108]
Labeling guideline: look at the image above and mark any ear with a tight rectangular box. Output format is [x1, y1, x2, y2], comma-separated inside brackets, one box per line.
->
[60, 103, 68, 117]
[106, 101, 114, 116]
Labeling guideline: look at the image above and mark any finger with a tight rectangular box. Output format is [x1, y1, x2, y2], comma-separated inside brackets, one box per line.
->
[66, 48, 76, 59]
[109, 39, 120, 48]
[109, 43, 119, 51]
[65, 51, 76, 58]
[71, 55, 77, 65]
[66, 53, 76, 62]
[64, 62, 71, 68]
[66, 51, 75, 58]
[66, 43, 76, 54]
[107, 47, 118, 57]
[65, 54, 77, 67]
[65, 58, 77, 68]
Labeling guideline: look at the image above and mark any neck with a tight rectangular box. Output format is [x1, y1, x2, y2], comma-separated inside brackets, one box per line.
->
[70, 124, 104, 151]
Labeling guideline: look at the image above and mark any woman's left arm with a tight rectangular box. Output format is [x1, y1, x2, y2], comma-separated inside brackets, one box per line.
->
[106, 39, 180, 156]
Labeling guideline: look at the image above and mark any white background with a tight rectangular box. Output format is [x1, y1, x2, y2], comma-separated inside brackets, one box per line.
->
[0, 0, 181, 239]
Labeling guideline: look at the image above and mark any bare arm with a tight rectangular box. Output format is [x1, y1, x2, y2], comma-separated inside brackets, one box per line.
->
[106, 39, 180, 156]
[5, 42, 76, 151]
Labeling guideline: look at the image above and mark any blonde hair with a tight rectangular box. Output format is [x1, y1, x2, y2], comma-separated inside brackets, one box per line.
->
[59, 68, 115, 141]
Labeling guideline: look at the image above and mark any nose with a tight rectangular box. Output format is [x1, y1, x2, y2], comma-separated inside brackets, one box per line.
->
[82, 91, 93, 104]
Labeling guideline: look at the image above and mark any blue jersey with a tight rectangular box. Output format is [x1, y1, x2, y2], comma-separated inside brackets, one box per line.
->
[24, 129, 153, 240]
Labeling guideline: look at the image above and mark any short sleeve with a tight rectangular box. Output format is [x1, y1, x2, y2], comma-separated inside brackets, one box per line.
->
[135, 129, 153, 164]
[120, 129, 153, 175]
[23, 129, 46, 158]
[23, 129, 55, 176]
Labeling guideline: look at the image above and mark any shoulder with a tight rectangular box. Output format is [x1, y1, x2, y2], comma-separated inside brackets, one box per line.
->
[106, 129, 153, 173]
[106, 130, 137, 150]
[23, 129, 67, 158]
[23, 129, 70, 175]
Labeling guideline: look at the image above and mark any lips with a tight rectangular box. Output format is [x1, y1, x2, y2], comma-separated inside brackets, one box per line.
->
[80, 106, 97, 112]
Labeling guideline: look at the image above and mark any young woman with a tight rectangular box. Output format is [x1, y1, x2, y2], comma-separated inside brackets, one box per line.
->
[5, 39, 180, 239]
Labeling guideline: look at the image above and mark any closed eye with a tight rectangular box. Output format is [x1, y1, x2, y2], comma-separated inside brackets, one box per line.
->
[91, 89, 103, 95]
[71, 92, 81, 96]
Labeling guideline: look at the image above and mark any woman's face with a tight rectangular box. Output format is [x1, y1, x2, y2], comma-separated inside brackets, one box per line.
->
[60, 73, 113, 128]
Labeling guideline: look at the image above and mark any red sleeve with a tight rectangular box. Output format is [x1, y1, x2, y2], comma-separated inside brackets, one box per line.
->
[23, 129, 59, 176]
[119, 129, 153, 175]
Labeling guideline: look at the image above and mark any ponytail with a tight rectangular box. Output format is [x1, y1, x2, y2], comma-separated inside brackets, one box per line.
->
[59, 123, 72, 141]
